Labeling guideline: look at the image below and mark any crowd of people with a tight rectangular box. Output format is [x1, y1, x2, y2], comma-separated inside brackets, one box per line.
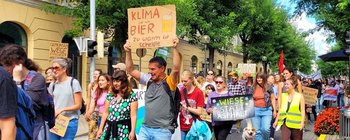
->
[0, 37, 349, 140]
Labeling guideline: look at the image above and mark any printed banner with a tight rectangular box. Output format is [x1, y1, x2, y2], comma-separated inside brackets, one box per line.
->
[323, 88, 337, 101]
[127, 5, 176, 48]
[49, 114, 70, 137]
[302, 86, 318, 105]
[212, 95, 254, 121]
[48, 42, 69, 58]
[236, 64, 256, 77]
[133, 88, 181, 140]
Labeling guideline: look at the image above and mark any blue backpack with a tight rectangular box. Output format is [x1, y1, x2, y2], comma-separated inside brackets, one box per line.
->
[16, 87, 36, 140]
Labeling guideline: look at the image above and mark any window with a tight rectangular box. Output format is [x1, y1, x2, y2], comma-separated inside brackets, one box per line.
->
[0, 21, 27, 49]
[191, 55, 198, 74]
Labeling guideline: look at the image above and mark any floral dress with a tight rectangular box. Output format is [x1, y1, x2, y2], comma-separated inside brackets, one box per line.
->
[101, 92, 137, 140]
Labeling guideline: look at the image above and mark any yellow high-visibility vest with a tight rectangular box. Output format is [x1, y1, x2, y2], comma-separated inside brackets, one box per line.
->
[278, 92, 302, 129]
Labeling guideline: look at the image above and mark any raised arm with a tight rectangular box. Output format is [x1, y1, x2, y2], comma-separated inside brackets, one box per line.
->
[124, 41, 141, 81]
[170, 37, 180, 85]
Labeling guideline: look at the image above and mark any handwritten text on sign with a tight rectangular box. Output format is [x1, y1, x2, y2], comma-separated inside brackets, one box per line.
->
[127, 5, 176, 48]
[212, 95, 254, 121]
[302, 86, 318, 105]
[49, 114, 70, 137]
[48, 42, 68, 58]
[237, 64, 256, 77]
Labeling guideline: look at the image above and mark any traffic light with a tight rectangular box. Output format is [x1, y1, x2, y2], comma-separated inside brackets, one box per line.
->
[97, 31, 110, 59]
[87, 40, 97, 57]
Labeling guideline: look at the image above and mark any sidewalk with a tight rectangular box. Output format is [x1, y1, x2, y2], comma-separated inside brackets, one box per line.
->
[75, 115, 89, 138]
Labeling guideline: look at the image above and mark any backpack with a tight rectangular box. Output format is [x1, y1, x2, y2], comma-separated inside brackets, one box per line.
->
[52, 78, 86, 115]
[147, 79, 181, 129]
[16, 87, 36, 140]
[24, 71, 55, 129]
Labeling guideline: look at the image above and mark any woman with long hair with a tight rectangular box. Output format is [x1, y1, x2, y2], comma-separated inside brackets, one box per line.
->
[179, 70, 205, 140]
[48, 58, 83, 140]
[206, 76, 233, 140]
[0, 44, 50, 140]
[250, 73, 276, 140]
[279, 68, 302, 107]
[274, 76, 305, 140]
[85, 69, 102, 139]
[86, 73, 111, 135]
[97, 70, 138, 140]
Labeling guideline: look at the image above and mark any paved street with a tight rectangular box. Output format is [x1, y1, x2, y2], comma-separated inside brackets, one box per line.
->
[75, 116, 320, 140]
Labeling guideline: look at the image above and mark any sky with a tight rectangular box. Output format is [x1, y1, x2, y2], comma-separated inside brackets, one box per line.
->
[275, 0, 332, 56]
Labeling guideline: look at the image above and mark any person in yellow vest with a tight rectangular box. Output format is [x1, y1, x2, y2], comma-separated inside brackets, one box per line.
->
[274, 76, 305, 140]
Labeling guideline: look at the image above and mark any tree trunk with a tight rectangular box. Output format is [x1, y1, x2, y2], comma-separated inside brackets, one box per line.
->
[242, 43, 248, 63]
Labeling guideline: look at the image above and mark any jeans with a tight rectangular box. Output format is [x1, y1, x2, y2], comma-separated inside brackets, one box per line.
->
[337, 93, 345, 107]
[97, 116, 102, 127]
[252, 107, 272, 140]
[316, 97, 324, 113]
[49, 119, 78, 140]
[181, 131, 188, 140]
[138, 125, 172, 140]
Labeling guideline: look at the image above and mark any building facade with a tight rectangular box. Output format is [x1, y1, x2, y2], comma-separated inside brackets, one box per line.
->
[0, 0, 247, 96]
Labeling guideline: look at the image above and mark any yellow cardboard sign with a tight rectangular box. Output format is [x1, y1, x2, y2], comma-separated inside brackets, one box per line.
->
[302, 86, 318, 105]
[127, 5, 176, 48]
[48, 42, 69, 58]
[49, 114, 70, 137]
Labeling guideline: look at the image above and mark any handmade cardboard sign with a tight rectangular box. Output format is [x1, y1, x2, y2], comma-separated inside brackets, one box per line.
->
[127, 5, 176, 48]
[212, 95, 254, 121]
[302, 86, 318, 105]
[49, 114, 70, 137]
[48, 42, 69, 58]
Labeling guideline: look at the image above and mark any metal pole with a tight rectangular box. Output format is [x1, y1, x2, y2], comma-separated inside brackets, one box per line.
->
[90, 0, 96, 82]
[139, 56, 142, 71]
[204, 44, 207, 76]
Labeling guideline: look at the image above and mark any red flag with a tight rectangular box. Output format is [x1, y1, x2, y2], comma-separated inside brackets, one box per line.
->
[278, 50, 284, 73]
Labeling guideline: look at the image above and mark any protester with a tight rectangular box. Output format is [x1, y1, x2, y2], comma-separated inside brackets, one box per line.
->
[124, 37, 180, 139]
[268, 74, 278, 140]
[113, 63, 138, 89]
[201, 84, 215, 130]
[46, 75, 56, 88]
[97, 70, 137, 140]
[207, 76, 234, 140]
[48, 58, 82, 140]
[274, 76, 305, 140]
[335, 79, 345, 107]
[279, 68, 302, 107]
[195, 75, 205, 89]
[85, 69, 102, 139]
[228, 73, 246, 134]
[202, 70, 216, 90]
[86, 73, 111, 135]
[0, 44, 51, 140]
[0, 66, 17, 140]
[250, 73, 276, 140]
[179, 70, 205, 140]
[45, 67, 53, 76]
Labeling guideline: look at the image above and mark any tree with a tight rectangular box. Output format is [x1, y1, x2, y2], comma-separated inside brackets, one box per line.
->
[317, 43, 348, 78]
[295, 0, 350, 48]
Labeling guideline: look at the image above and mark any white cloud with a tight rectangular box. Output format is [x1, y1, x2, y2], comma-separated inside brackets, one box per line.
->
[289, 12, 331, 56]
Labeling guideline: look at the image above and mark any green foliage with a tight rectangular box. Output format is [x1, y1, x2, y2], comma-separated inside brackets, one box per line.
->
[317, 43, 348, 77]
[41, 0, 315, 73]
[295, 0, 350, 48]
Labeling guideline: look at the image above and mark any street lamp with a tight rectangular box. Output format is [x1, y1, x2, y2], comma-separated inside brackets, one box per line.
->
[262, 56, 267, 75]
[201, 35, 210, 76]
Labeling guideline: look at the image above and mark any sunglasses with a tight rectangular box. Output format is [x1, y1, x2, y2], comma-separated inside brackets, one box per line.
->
[215, 81, 224, 84]
[52, 66, 61, 70]
[207, 73, 214, 75]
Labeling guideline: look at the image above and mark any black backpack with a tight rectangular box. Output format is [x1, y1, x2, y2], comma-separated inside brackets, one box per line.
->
[147, 79, 181, 129]
[52, 78, 86, 115]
